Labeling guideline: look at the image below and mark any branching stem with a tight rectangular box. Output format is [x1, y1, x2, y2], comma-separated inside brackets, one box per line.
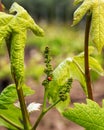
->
[32, 84, 61, 130]
[84, 12, 93, 100]
[32, 99, 60, 130]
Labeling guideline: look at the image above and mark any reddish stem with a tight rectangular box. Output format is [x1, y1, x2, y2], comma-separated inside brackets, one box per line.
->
[84, 13, 93, 100]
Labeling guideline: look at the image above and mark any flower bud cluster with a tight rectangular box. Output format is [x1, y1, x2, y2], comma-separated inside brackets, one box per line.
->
[59, 78, 73, 101]
[42, 47, 53, 87]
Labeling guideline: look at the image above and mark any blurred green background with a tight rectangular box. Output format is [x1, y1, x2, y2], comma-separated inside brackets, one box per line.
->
[0, 0, 103, 91]
[2, 0, 74, 22]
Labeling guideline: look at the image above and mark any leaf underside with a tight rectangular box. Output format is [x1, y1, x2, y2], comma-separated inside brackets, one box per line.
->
[48, 49, 104, 112]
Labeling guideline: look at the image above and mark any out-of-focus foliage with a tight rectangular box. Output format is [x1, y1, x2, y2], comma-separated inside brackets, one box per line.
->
[2, 0, 73, 22]
[27, 24, 84, 57]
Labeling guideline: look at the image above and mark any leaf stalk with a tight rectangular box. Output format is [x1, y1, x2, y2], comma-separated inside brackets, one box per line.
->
[84, 12, 93, 100]
[32, 99, 60, 130]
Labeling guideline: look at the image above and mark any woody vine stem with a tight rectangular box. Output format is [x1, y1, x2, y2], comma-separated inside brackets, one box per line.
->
[84, 12, 93, 100]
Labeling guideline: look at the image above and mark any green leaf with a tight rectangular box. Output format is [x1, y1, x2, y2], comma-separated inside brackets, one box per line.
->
[0, 84, 34, 108]
[69, 58, 87, 93]
[0, 12, 13, 44]
[0, 105, 23, 130]
[89, 57, 104, 76]
[9, 2, 44, 36]
[74, 54, 104, 76]
[48, 55, 84, 112]
[72, 0, 92, 26]
[48, 52, 104, 109]
[47, 58, 80, 98]
[63, 99, 104, 130]
[73, 0, 104, 52]
[7, 2, 44, 87]
[48, 60, 70, 105]
[91, 0, 104, 52]
[0, 83, 34, 128]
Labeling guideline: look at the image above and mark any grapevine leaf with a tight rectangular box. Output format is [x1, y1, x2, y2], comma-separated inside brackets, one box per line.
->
[52, 56, 85, 92]
[72, 0, 92, 26]
[0, 83, 34, 128]
[0, 105, 23, 130]
[0, 2, 44, 46]
[48, 57, 82, 102]
[0, 12, 13, 44]
[48, 52, 104, 110]
[48, 57, 82, 112]
[0, 84, 34, 108]
[74, 54, 104, 76]
[6, 2, 44, 87]
[48, 58, 71, 112]
[91, 0, 104, 52]
[9, 2, 44, 36]
[63, 99, 104, 130]
[73, 0, 104, 52]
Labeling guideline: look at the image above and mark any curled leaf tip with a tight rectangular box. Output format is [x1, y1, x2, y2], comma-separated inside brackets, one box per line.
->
[31, 23, 44, 36]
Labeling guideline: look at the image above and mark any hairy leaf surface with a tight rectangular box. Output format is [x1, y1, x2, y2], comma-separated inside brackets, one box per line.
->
[63, 99, 104, 130]
[73, 0, 104, 52]
[0, 13, 13, 44]
[0, 2, 44, 88]
[7, 2, 44, 87]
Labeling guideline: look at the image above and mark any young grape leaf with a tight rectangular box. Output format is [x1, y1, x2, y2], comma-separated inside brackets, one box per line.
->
[73, 0, 104, 52]
[9, 2, 44, 36]
[63, 99, 104, 130]
[48, 58, 72, 112]
[48, 51, 104, 112]
[7, 2, 44, 88]
[0, 104, 23, 130]
[74, 54, 104, 76]
[0, 12, 13, 44]
[0, 84, 34, 108]
[0, 2, 44, 88]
